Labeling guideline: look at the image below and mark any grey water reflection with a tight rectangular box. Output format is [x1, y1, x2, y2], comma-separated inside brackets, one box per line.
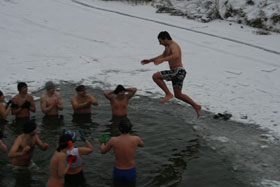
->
[0, 84, 249, 187]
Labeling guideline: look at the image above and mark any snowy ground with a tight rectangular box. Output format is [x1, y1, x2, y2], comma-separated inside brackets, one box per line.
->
[0, 0, 280, 135]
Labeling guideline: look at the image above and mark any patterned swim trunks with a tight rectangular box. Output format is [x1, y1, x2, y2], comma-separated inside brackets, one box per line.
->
[160, 67, 187, 89]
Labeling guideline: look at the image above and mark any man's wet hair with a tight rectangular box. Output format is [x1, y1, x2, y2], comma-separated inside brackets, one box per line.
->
[17, 82, 28, 92]
[76, 85, 86, 92]
[119, 118, 132, 134]
[23, 121, 37, 134]
[158, 31, 172, 40]
[114, 85, 126, 95]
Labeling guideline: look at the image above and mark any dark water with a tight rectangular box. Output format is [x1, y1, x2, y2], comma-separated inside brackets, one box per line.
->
[0, 84, 279, 187]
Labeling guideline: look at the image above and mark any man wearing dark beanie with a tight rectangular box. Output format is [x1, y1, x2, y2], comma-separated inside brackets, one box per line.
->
[8, 121, 48, 167]
[104, 85, 137, 123]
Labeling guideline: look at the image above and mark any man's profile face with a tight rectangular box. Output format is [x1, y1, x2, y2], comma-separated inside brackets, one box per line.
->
[47, 88, 55, 95]
[78, 90, 86, 97]
[20, 86, 28, 94]
[158, 38, 164, 45]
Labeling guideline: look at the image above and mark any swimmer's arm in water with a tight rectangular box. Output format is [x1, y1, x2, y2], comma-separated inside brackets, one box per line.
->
[126, 88, 137, 100]
[40, 96, 55, 114]
[137, 136, 144, 147]
[35, 135, 48, 151]
[56, 93, 63, 111]
[100, 137, 114, 154]
[28, 95, 36, 113]
[104, 90, 114, 100]
[88, 94, 98, 106]
[0, 104, 11, 119]
[0, 140, 7, 153]
[71, 97, 89, 110]
[78, 141, 94, 156]
[8, 137, 30, 158]
[11, 99, 23, 115]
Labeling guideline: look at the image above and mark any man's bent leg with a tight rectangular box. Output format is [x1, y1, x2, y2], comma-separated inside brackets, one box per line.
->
[173, 88, 201, 118]
[152, 72, 173, 103]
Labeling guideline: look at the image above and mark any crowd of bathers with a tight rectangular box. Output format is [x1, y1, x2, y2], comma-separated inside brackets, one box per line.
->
[0, 81, 142, 187]
[0, 31, 202, 186]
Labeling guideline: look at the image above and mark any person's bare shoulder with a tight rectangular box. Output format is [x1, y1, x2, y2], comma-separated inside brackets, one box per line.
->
[27, 93, 34, 99]
[40, 93, 47, 100]
[12, 94, 20, 101]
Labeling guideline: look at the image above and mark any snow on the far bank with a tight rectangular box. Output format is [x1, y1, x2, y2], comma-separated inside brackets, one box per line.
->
[153, 0, 280, 33]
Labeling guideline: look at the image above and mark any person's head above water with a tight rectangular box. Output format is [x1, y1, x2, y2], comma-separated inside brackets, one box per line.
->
[17, 82, 27, 92]
[75, 85, 86, 92]
[114, 85, 126, 95]
[119, 118, 132, 134]
[23, 121, 37, 134]
[157, 31, 172, 40]
[62, 129, 76, 142]
[57, 133, 73, 152]
[45, 81, 56, 91]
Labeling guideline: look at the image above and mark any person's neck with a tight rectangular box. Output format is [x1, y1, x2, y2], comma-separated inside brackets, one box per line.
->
[166, 40, 173, 46]
[47, 91, 54, 97]
[22, 133, 31, 138]
[19, 92, 27, 98]
[78, 94, 86, 99]
[120, 133, 129, 136]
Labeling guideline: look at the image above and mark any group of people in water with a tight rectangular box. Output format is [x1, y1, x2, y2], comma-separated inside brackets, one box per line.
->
[0, 31, 201, 186]
[0, 81, 140, 187]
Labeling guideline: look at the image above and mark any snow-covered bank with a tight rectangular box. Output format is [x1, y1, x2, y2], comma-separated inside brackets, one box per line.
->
[0, 0, 280, 136]
[153, 0, 280, 33]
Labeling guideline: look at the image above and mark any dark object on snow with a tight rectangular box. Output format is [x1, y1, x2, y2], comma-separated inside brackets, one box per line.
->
[213, 112, 232, 120]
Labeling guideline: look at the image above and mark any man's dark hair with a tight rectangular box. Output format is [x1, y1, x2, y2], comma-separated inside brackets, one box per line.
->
[23, 121, 37, 134]
[114, 85, 126, 95]
[0, 90, 3, 97]
[119, 118, 132, 134]
[76, 85, 86, 92]
[158, 31, 172, 40]
[17, 82, 27, 92]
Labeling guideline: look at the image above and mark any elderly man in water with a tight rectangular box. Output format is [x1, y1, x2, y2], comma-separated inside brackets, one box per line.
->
[40, 81, 63, 116]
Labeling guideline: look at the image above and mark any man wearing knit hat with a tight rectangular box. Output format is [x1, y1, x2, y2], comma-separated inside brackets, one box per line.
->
[71, 85, 98, 115]
[11, 82, 36, 119]
[8, 121, 48, 167]
[40, 81, 63, 116]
